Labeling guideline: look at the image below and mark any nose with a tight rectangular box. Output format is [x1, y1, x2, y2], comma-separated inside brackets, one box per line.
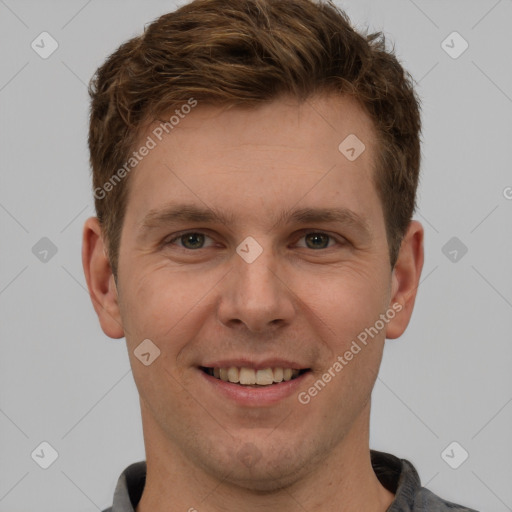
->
[217, 244, 296, 334]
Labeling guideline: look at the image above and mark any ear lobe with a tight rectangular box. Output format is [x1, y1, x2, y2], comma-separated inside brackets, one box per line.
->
[82, 217, 125, 339]
[385, 220, 424, 340]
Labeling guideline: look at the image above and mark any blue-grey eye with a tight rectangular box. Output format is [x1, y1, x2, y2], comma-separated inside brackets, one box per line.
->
[180, 232, 206, 249]
[304, 232, 331, 249]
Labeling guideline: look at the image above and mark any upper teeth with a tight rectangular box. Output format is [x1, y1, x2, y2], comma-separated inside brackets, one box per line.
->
[212, 367, 299, 385]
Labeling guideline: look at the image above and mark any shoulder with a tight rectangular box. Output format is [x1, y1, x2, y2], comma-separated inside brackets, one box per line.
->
[102, 460, 147, 512]
[413, 486, 479, 511]
[370, 450, 479, 512]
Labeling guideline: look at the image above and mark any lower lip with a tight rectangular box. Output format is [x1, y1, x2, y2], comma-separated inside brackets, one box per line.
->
[199, 369, 310, 406]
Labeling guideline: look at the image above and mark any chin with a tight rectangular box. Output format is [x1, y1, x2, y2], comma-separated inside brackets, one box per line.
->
[219, 463, 306, 493]
[201, 441, 314, 493]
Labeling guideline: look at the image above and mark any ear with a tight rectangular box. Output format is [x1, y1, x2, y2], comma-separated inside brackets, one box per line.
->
[385, 220, 424, 339]
[82, 217, 125, 339]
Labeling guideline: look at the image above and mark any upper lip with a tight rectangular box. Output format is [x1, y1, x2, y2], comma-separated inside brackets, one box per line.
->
[199, 359, 310, 370]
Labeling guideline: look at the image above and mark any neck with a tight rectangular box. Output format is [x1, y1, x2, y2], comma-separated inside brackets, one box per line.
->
[136, 402, 394, 512]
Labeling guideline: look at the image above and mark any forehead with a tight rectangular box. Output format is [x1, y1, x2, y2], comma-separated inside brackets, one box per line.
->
[148, 94, 376, 168]
[124, 93, 383, 230]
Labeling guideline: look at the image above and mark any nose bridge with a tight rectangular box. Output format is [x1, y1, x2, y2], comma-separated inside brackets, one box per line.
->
[218, 237, 295, 332]
[238, 244, 279, 295]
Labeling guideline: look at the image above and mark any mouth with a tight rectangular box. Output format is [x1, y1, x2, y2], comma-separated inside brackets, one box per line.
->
[199, 366, 310, 387]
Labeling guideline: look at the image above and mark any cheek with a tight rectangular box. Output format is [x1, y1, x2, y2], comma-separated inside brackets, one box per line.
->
[303, 264, 390, 346]
[119, 262, 209, 350]
[304, 271, 388, 413]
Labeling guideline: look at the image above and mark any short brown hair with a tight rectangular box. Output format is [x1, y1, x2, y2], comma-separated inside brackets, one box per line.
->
[88, 0, 422, 277]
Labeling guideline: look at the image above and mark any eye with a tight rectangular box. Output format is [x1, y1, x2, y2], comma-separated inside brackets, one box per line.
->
[163, 230, 345, 252]
[165, 231, 215, 250]
[295, 231, 342, 250]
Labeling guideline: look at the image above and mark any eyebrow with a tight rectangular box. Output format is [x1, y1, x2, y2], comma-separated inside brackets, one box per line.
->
[139, 203, 371, 239]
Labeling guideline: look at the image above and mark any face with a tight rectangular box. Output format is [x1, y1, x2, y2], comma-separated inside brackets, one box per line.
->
[83, 93, 423, 491]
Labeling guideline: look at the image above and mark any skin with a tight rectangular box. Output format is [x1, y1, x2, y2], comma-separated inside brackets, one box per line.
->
[82, 93, 424, 512]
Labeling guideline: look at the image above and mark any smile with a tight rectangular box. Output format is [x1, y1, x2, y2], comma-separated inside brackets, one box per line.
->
[200, 366, 309, 386]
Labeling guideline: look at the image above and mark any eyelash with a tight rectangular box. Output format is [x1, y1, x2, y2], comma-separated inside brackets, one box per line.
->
[163, 230, 346, 251]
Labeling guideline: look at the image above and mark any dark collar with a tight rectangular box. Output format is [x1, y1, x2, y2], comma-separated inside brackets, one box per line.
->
[108, 450, 424, 512]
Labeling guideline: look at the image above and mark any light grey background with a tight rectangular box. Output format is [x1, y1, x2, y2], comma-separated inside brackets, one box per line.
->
[1, 0, 511, 511]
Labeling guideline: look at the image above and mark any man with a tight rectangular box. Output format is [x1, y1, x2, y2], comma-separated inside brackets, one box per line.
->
[82, 0, 478, 510]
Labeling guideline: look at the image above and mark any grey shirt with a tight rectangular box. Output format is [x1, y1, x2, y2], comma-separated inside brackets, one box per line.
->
[102, 450, 478, 511]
